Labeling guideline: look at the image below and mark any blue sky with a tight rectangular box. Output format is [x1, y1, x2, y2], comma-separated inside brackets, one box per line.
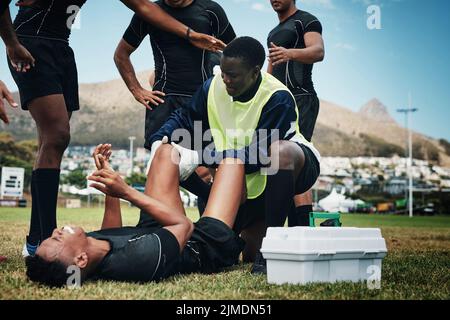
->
[1, 0, 449, 140]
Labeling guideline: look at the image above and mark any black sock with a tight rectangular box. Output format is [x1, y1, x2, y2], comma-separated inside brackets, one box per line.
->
[180, 172, 211, 200]
[34, 169, 60, 241]
[197, 197, 207, 217]
[289, 205, 313, 227]
[180, 172, 211, 217]
[27, 171, 40, 246]
[264, 170, 295, 227]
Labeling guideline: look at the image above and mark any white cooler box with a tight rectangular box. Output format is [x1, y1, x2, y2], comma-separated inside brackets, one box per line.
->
[260, 227, 387, 285]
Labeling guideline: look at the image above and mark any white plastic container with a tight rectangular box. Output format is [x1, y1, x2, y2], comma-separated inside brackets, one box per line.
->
[260, 227, 387, 285]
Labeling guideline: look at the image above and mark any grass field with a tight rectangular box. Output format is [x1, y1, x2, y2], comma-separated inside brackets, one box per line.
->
[0, 206, 449, 300]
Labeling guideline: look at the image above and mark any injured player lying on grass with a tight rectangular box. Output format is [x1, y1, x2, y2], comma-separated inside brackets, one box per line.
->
[25, 143, 246, 287]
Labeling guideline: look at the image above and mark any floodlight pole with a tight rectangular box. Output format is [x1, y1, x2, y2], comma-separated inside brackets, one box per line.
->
[397, 94, 418, 218]
[129, 136, 136, 177]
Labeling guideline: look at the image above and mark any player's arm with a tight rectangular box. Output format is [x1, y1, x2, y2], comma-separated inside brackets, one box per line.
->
[0, 7, 35, 72]
[114, 39, 165, 109]
[209, 1, 236, 44]
[0, 80, 18, 124]
[267, 60, 273, 74]
[269, 32, 324, 66]
[120, 0, 225, 52]
[91, 144, 123, 230]
[149, 79, 210, 146]
[0, 8, 16, 46]
[102, 193, 123, 230]
[88, 167, 193, 251]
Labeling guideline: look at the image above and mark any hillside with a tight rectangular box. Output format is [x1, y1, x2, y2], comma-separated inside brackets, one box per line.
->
[2, 71, 449, 166]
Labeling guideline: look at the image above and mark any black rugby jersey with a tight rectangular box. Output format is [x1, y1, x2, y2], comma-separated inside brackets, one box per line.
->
[13, 0, 87, 42]
[123, 0, 235, 96]
[88, 227, 180, 283]
[267, 10, 322, 96]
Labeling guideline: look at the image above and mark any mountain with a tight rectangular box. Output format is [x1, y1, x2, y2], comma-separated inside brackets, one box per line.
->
[313, 99, 449, 165]
[3, 71, 150, 148]
[2, 71, 449, 167]
[359, 98, 397, 124]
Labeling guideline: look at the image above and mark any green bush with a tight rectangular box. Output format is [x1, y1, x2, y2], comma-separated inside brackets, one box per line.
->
[125, 173, 147, 186]
[0, 134, 36, 189]
[62, 169, 87, 188]
[359, 133, 405, 157]
[413, 140, 440, 162]
[439, 139, 450, 156]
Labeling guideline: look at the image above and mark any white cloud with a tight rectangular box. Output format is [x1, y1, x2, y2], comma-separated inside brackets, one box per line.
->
[300, 0, 335, 9]
[335, 43, 357, 51]
[251, 3, 267, 11]
[231, 0, 271, 12]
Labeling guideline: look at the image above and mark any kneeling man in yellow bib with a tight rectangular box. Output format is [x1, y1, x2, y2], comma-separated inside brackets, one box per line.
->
[147, 36, 321, 275]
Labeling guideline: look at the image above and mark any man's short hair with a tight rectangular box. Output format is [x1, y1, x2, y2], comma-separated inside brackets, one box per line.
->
[223, 37, 266, 70]
[25, 255, 71, 288]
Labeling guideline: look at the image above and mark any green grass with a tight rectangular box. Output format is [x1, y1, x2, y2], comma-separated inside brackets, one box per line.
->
[0, 207, 449, 300]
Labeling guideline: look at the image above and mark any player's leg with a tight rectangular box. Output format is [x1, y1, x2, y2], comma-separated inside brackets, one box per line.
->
[27, 94, 71, 247]
[290, 95, 320, 226]
[202, 158, 246, 228]
[145, 144, 185, 215]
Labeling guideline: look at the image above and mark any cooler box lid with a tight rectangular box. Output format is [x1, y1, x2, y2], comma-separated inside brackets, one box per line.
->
[260, 227, 387, 257]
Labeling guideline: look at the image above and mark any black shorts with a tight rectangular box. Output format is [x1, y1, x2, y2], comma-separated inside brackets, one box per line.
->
[179, 217, 245, 274]
[144, 95, 192, 149]
[295, 94, 320, 142]
[8, 36, 79, 112]
[233, 144, 320, 233]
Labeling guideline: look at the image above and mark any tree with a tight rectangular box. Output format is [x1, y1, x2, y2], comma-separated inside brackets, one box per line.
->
[125, 173, 147, 186]
[413, 140, 440, 162]
[62, 169, 87, 188]
[439, 139, 450, 156]
[0, 133, 36, 189]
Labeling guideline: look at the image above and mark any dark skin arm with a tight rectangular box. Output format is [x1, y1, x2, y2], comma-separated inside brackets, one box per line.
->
[101, 194, 122, 230]
[0, 80, 18, 124]
[88, 170, 192, 250]
[0, 8, 17, 46]
[91, 144, 123, 230]
[0, 6, 35, 72]
[120, 0, 225, 52]
[268, 32, 325, 67]
[15, 0, 226, 52]
[267, 60, 273, 74]
[88, 146, 192, 250]
[114, 39, 165, 109]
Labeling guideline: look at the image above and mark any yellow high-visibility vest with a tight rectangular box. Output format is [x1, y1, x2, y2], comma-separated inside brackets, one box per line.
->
[207, 72, 305, 199]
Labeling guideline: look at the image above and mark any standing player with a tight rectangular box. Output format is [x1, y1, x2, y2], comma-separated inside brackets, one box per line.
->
[8, 0, 227, 257]
[267, 0, 324, 227]
[114, 0, 235, 219]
